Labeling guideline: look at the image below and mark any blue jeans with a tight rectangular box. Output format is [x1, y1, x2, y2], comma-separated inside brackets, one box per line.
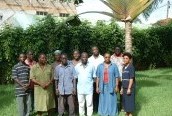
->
[16, 94, 31, 116]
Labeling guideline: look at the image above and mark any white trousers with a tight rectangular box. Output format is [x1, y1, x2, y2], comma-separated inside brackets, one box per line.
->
[77, 94, 93, 116]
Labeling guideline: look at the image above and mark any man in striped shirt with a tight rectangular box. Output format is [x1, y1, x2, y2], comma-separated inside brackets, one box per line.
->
[12, 53, 31, 116]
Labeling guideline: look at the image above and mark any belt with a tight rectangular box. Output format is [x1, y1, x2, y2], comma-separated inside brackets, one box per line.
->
[122, 79, 130, 81]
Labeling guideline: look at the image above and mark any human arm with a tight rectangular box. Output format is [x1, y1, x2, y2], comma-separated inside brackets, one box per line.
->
[127, 66, 135, 95]
[114, 65, 120, 93]
[30, 66, 46, 89]
[12, 66, 29, 90]
[96, 78, 100, 94]
[96, 65, 100, 94]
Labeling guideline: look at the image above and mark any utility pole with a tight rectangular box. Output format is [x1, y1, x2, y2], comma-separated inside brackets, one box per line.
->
[167, 0, 170, 19]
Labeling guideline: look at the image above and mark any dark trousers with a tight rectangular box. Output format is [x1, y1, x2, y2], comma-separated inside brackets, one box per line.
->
[93, 82, 99, 112]
[58, 94, 75, 116]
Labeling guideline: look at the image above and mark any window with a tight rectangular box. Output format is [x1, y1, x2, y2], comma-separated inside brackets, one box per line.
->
[36, 11, 48, 16]
[59, 13, 69, 17]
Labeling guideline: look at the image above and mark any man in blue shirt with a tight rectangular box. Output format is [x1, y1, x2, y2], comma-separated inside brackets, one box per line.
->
[54, 53, 76, 116]
[75, 52, 96, 116]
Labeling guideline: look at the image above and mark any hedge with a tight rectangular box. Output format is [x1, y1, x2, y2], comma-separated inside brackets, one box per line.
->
[0, 15, 171, 84]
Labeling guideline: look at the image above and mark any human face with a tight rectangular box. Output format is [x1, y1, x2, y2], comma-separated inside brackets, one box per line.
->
[73, 51, 80, 60]
[114, 47, 121, 56]
[39, 54, 47, 65]
[27, 51, 34, 60]
[104, 53, 111, 63]
[19, 54, 26, 63]
[123, 56, 131, 65]
[92, 47, 99, 56]
[81, 53, 88, 65]
[55, 54, 61, 61]
[61, 55, 68, 65]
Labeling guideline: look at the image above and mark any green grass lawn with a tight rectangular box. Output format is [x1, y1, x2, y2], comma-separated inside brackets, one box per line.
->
[0, 68, 172, 116]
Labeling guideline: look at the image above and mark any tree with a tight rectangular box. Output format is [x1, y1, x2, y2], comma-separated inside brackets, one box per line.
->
[99, 0, 163, 53]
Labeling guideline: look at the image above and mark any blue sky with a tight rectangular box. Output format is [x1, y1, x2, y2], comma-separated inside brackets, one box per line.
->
[76, 0, 172, 25]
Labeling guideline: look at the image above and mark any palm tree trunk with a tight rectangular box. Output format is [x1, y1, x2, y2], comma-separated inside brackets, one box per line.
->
[125, 21, 132, 53]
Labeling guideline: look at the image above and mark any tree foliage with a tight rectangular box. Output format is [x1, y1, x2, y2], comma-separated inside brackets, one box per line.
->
[0, 15, 172, 84]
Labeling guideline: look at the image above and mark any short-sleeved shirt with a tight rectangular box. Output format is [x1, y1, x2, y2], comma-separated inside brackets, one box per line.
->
[54, 64, 76, 95]
[12, 62, 30, 97]
[30, 64, 55, 111]
[111, 54, 124, 78]
[96, 63, 119, 93]
[88, 55, 104, 73]
[122, 64, 135, 89]
[75, 62, 96, 94]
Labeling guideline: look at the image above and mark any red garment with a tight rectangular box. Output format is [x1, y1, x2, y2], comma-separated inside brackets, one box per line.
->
[104, 68, 109, 83]
[25, 59, 37, 89]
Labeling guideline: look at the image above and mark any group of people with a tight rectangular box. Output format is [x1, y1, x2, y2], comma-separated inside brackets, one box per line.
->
[12, 46, 135, 116]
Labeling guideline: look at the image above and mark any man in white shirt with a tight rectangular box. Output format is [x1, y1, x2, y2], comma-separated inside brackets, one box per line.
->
[88, 46, 104, 112]
[88, 46, 104, 71]
[75, 52, 96, 116]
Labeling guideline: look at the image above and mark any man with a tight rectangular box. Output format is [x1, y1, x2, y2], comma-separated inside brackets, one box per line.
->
[88, 46, 104, 111]
[52, 50, 62, 71]
[51, 50, 62, 110]
[111, 46, 123, 78]
[25, 51, 36, 111]
[25, 51, 36, 67]
[88, 46, 104, 70]
[111, 46, 124, 110]
[54, 54, 76, 116]
[75, 52, 96, 116]
[30, 53, 55, 116]
[12, 53, 31, 116]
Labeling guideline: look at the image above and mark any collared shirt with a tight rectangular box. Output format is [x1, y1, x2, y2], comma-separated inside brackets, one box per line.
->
[88, 54, 104, 73]
[122, 64, 135, 89]
[30, 63, 53, 86]
[12, 62, 30, 97]
[75, 62, 96, 94]
[96, 63, 119, 93]
[54, 64, 76, 95]
[111, 54, 124, 78]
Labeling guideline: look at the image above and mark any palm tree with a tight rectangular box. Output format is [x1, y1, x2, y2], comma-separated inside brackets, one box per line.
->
[100, 0, 163, 53]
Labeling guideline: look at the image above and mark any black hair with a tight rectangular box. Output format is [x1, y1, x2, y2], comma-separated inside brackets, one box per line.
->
[104, 52, 111, 56]
[61, 53, 68, 58]
[73, 49, 80, 54]
[81, 52, 88, 57]
[38, 53, 46, 58]
[91, 46, 98, 50]
[19, 53, 26, 57]
[123, 52, 132, 59]
[27, 50, 33, 54]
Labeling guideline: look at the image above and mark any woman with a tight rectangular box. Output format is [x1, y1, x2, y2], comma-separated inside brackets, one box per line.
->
[30, 53, 55, 116]
[71, 50, 81, 66]
[120, 52, 135, 116]
[96, 53, 119, 116]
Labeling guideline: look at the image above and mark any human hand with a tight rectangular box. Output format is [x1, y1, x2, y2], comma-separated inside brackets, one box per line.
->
[115, 86, 119, 93]
[127, 88, 131, 95]
[56, 89, 59, 96]
[120, 88, 123, 95]
[23, 84, 30, 90]
[72, 89, 76, 95]
[96, 87, 100, 94]
[39, 83, 46, 89]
